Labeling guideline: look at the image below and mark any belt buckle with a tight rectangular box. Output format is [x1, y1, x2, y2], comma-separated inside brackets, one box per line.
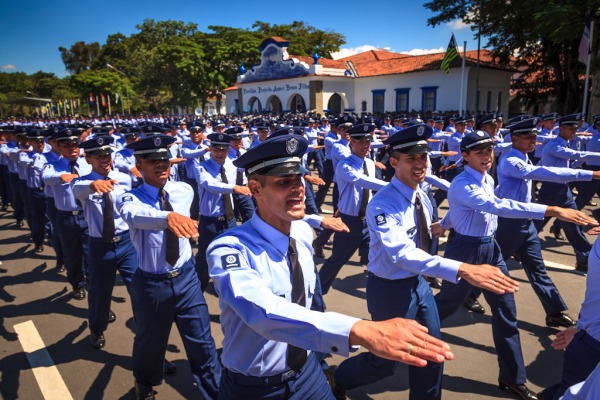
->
[111, 236, 121, 243]
[166, 269, 180, 279]
[281, 369, 296, 381]
[71, 211, 78, 216]
[217, 217, 226, 221]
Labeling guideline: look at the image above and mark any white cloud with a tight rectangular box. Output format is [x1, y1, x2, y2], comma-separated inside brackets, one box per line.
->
[0, 64, 16, 71]
[447, 18, 471, 30]
[331, 45, 390, 59]
[400, 47, 445, 56]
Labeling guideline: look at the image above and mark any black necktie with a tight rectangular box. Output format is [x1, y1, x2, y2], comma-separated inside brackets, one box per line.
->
[159, 189, 179, 266]
[102, 177, 115, 243]
[415, 192, 431, 252]
[358, 161, 369, 218]
[287, 237, 308, 372]
[235, 150, 244, 185]
[220, 166, 235, 221]
[69, 160, 78, 175]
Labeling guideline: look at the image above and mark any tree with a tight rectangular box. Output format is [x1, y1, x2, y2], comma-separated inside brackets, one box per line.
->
[424, 0, 600, 115]
[58, 41, 101, 74]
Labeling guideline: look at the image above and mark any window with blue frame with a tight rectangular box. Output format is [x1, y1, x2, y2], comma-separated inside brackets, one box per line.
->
[372, 90, 385, 113]
[395, 88, 410, 113]
[421, 86, 438, 113]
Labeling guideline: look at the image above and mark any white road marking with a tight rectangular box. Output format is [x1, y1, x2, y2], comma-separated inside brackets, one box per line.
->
[14, 320, 73, 400]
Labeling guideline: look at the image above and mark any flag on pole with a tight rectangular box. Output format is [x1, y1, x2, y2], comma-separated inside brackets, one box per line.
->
[115, 93, 119, 104]
[579, 14, 592, 64]
[441, 33, 460, 73]
[89, 93, 94, 105]
[101, 93, 107, 108]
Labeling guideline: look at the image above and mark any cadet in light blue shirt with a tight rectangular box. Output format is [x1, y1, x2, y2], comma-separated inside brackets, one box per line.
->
[116, 134, 221, 400]
[207, 133, 454, 400]
[435, 129, 594, 400]
[113, 128, 143, 187]
[536, 113, 600, 272]
[331, 122, 515, 400]
[574, 118, 600, 211]
[72, 135, 137, 350]
[42, 128, 92, 300]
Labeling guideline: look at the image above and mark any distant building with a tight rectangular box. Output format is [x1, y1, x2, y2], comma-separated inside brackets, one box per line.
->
[224, 37, 514, 116]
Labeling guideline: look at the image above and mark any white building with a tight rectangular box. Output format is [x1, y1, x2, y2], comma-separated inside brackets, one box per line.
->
[224, 37, 514, 117]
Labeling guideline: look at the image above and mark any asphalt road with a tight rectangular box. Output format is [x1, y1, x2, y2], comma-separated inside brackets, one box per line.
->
[0, 194, 594, 400]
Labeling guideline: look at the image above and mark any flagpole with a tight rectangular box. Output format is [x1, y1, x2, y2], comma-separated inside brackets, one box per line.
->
[96, 96, 100, 116]
[108, 94, 112, 116]
[583, 19, 595, 117]
[460, 41, 467, 116]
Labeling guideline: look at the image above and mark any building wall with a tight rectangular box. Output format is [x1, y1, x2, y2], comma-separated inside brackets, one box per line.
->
[466, 68, 512, 116]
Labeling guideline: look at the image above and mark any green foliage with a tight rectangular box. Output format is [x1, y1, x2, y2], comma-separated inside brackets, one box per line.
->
[58, 41, 101, 75]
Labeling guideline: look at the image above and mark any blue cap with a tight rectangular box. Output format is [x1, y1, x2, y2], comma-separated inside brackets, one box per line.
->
[53, 128, 80, 143]
[225, 126, 244, 139]
[557, 113, 583, 126]
[126, 135, 175, 160]
[27, 129, 45, 140]
[383, 123, 433, 154]
[207, 133, 235, 147]
[212, 119, 226, 128]
[506, 114, 530, 125]
[347, 123, 376, 140]
[509, 118, 541, 135]
[334, 115, 355, 128]
[256, 122, 270, 131]
[478, 113, 497, 125]
[460, 130, 494, 150]
[233, 134, 309, 176]
[271, 127, 304, 137]
[454, 116, 467, 125]
[79, 135, 115, 155]
[543, 112, 559, 121]
[121, 127, 141, 138]
[141, 124, 166, 135]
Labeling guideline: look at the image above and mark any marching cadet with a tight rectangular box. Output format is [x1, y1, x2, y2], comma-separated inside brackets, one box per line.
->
[71, 136, 136, 349]
[206, 133, 455, 399]
[535, 113, 600, 273]
[226, 126, 255, 222]
[14, 129, 32, 229]
[314, 119, 338, 212]
[329, 123, 517, 400]
[6, 129, 25, 227]
[180, 124, 210, 219]
[116, 135, 221, 400]
[318, 123, 387, 294]
[194, 132, 251, 291]
[433, 130, 596, 400]
[496, 117, 600, 327]
[20, 129, 47, 252]
[113, 127, 143, 187]
[248, 122, 270, 149]
[42, 128, 92, 300]
[574, 117, 600, 215]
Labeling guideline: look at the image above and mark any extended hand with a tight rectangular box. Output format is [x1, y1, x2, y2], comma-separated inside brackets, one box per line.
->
[166, 212, 199, 239]
[320, 217, 349, 232]
[457, 263, 519, 294]
[90, 179, 118, 195]
[233, 185, 252, 196]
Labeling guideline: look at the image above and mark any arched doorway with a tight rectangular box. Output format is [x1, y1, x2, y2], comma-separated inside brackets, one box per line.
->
[267, 96, 282, 114]
[328, 93, 342, 115]
[248, 97, 262, 113]
[289, 94, 306, 113]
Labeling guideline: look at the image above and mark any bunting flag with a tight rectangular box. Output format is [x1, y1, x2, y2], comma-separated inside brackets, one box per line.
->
[101, 93, 107, 108]
[579, 14, 592, 64]
[89, 93, 94, 105]
[64, 99, 70, 110]
[58, 100, 63, 109]
[115, 93, 119, 104]
[441, 33, 460, 73]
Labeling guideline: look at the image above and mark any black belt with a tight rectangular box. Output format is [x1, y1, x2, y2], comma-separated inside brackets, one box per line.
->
[224, 367, 301, 386]
[200, 215, 233, 223]
[339, 212, 366, 221]
[454, 232, 494, 244]
[89, 231, 130, 244]
[138, 258, 194, 280]
[57, 209, 83, 216]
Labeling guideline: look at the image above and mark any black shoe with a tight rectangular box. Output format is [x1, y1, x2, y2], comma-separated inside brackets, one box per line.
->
[108, 310, 116, 323]
[546, 312, 576, 328]
[89, 332, 105, 349]
[426, 277, 443, 289]
[56, 264, 66, 273]
[589, 201, 597, 207]
[325, 366, 346, 399]
[164, 359, 177, 374]
[549, 225, 565, 240]
[313, 242, 325, 258]
[135, 381, 156, 400]
[463, 298, 485, 314]
[576, 262, 588, 274]
[34, 245, 44, 253]
[16, 219, 23, 228]
[499, 380, 538, 400]
[73, 287, 86, 301]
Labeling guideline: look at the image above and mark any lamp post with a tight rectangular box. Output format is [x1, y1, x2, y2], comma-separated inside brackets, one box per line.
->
[106, 63, 131, 115]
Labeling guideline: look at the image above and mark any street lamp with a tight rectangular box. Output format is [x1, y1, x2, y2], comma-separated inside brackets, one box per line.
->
[106, 63, 131, 115]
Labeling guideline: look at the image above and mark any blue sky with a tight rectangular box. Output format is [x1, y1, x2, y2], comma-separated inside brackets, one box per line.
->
[0, 0, 474, 78]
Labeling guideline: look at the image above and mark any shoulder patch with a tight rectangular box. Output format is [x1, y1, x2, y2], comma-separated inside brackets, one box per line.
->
[515, 162, 524, 169]
[122, 195, 133, 202]
[375, 213, 386, 226]
[221, 254, 241, 270]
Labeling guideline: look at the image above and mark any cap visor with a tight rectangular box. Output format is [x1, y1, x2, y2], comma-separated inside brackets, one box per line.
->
[401, 144, 432, 154]
[87, 149, 113, 156]
[142, 152, 171, 160]
[256, 163, 310, 176]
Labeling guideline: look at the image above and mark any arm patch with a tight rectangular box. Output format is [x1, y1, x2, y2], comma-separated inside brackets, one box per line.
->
[221, 254, 241, 270]
[375, 213, 387, 226]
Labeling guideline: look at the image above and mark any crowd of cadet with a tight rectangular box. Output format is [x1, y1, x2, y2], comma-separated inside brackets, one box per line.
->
[2, 109, 600, 400]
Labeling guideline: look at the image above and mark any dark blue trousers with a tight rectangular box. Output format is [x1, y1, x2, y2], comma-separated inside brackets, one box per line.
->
[219, 353, 333, 400]
[196, 215, 236, 291]
[0, 165, 10, 207]
[233, 193, 255, 223]
[26, 187, 46, 247]
[45, 197, 65, 267]
[335, 274, 443, 400]
[183, 176, 200, 220]
[318, 213, 369, 294]
[18, 179, 31, 228]
[87, 233, 137, 335]
[7, 173, 24, 222]
[435, 234, 527, 386]
[55, 210, 88, 291]
[538, 330, 600, 400]
[574, 166, 600, 211]
[496, 217, 567, 315]
[131, 261, 221, 399]
[536, 182, 591, 264]
[307, 149, 325, 178]
[315, 159, 334, 210]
